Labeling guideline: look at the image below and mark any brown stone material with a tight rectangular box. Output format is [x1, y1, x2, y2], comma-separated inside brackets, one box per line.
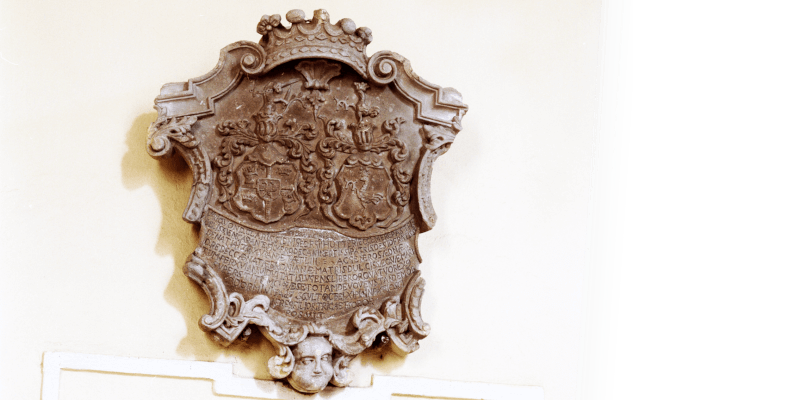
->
[147, 9, 466, 393]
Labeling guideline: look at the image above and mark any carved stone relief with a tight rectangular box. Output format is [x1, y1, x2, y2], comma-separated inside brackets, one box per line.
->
[147, 9, 467, 393]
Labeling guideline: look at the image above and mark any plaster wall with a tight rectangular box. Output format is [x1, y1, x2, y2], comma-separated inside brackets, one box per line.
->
[0, 1, 603, 399]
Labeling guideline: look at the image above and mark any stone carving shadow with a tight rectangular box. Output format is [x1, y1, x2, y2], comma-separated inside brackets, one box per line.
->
[120, 112, 275, 380]
[358, 344, 407, 375]
[120, 112, 418, 383]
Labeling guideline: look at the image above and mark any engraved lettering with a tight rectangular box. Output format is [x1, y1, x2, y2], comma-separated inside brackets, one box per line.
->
[201, 209, 417, 319]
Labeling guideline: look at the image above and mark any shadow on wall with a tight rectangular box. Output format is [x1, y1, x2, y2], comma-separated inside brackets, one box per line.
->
[116, 105, 441, 384]
[119, 112, 275, 379]
[117, 113, 410, 383]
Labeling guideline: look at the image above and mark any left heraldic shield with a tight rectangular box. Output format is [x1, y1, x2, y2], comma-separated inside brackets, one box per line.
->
[146, 9, 467, 394]
[233, 143, 301, 224]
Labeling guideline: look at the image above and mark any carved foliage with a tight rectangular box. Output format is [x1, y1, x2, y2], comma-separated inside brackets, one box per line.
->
[150, 10, 468, 394]
[297, 60, 341, 90]
[213, 60, 411, 232]
[214, 80, 319, 222]
[383, 271, 430, 354]
[147, 115, 199, 156]
[318, 81, 410, 230]
[185, 248, 428, 387]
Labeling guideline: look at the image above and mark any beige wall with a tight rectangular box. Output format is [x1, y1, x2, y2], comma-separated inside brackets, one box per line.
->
[0, 1, 603, 399]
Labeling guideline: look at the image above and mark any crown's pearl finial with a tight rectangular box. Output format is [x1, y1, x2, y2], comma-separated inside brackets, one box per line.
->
[355, 27, 373, 44]
[286, 9, 305, 24]
[338, 18, 356, 34]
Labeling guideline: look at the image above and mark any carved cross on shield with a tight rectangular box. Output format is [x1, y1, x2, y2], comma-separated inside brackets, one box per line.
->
[256, 178, 279, 201]
[147, 9, 467, 394]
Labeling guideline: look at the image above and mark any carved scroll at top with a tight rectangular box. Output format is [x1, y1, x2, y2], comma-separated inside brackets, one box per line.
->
[148, 9, 466, 394]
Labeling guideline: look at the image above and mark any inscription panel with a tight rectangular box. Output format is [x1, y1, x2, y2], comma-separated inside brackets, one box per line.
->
[200, 209, 418, 320]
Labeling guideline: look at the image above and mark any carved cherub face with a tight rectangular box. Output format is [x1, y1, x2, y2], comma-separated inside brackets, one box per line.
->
[288, 336, 334, 393]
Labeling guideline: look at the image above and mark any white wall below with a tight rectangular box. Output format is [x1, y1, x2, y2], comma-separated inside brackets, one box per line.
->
[46, 352, 542, 400]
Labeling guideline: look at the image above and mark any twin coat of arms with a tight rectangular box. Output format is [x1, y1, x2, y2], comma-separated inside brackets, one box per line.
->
[147, 9, 466, 393]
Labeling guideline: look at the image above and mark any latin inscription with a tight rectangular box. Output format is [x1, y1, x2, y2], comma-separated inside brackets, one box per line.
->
[200, 209, 418, 320]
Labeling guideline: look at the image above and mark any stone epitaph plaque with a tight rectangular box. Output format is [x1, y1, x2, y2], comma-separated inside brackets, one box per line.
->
[147, 9, 466, 393]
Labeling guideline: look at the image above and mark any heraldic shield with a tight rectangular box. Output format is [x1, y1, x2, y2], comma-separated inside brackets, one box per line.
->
[146, 9, 467, 394]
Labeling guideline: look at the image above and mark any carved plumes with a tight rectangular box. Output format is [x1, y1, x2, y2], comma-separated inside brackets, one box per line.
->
[254, 79, 301, 109]
[353, 82, 380, 122]
[318, 119, 358, 158]
[331, 81, 379, 129]
[149, 50, 467, 227]
[296, 60, 342, 91]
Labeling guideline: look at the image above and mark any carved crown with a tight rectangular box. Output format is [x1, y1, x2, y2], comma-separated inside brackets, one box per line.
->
[256, 9, 372, 77]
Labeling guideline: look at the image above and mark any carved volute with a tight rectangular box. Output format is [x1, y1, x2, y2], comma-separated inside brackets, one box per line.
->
[147, 9, 466, 393]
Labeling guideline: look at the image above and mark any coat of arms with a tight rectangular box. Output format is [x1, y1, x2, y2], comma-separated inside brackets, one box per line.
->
[147, 9, 466, 394]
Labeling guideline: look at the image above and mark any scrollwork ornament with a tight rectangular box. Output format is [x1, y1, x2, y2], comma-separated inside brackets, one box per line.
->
[267, 343, 295, 379]
[183, 249, 230, 331]
[239, 42, 270, 76]
[147, 114, 212, 222]
[330, 354, 356, 387]
[367, 51, 399, 85]
[147, 115, 199, 157]
[148, 8, 467, 394]
[403, 271, 431, 337]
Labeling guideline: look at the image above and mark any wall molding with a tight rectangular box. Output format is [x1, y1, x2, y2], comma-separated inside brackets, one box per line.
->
[42, 352, 543, 400]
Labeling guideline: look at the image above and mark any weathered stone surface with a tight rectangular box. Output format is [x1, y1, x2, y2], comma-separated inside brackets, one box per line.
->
[147, 9, 466, 393]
